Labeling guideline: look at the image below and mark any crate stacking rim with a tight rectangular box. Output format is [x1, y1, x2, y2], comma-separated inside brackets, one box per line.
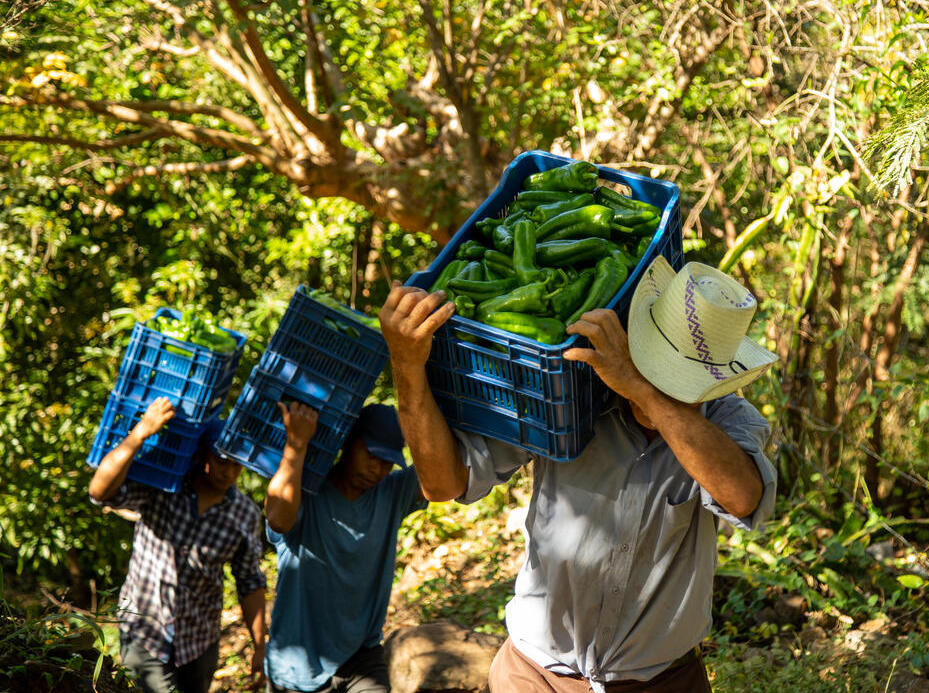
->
[86, 391, 205, 493]
[111, 307, 247, 423]
[216, 287, 389, 494]
[406, 150, 684, 462]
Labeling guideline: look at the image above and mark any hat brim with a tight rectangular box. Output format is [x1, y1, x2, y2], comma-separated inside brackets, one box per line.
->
[363, 436, 408, 468]
[627, 256, 777, 403]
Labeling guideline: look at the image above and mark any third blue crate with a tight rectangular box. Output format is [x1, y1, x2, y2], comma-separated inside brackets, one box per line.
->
[86, 391, 205, 492]
[112, 307, 246, 423]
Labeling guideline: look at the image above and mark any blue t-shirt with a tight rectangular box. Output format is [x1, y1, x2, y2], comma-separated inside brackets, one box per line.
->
[265, 466, 426, 691]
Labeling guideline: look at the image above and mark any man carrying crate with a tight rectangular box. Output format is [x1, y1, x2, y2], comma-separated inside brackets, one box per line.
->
[88, 399, 268, 693]
[378, 256, 778, 693]
[263, 401, 426, 693]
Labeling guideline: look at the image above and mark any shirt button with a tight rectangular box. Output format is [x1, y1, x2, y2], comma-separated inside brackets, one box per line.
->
[620, 543, 630, 552]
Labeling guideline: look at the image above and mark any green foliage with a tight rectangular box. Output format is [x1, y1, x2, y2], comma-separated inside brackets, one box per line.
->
[2, 3, 929, 680]
[0, 566, 129, 691]
[864, 69, 929, 194]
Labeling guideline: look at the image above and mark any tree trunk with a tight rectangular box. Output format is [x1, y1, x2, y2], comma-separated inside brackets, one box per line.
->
[822, 214, 851, 470]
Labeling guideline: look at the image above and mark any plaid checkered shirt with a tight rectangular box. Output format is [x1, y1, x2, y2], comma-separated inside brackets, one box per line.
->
[93, 480, 266, 665]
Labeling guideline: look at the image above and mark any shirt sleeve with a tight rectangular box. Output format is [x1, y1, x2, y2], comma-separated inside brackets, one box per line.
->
[265, 495, 306, 546]
[396, 466, 428, 517]
[89, 480, 153, 513]
[232, 506, 267, 598]
[700, 394, 777, 531]
[453, 429, 529, 505]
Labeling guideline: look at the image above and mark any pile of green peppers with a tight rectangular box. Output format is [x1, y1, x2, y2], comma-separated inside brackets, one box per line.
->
[428, 160, 662, 345]
[299, 286, 381, 338]
[149, 309, 239, 355]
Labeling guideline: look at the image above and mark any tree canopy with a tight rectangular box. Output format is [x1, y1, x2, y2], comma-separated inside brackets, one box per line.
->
[2, 0, 929, 681]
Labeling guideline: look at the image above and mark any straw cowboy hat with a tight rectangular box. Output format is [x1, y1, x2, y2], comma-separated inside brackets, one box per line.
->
[628, 256, 777, 403]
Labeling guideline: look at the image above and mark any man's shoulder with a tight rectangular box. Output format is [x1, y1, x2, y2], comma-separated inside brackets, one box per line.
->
[226, 486, 262, 522]
[704, 394, 767, 427]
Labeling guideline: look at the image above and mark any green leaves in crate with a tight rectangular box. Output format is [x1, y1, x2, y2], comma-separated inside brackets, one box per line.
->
[300, 286, 381, 334]
[148, 309, 238, 354]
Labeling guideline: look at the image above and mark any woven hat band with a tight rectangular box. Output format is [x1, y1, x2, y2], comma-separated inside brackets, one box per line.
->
[650, 263, 757, 365]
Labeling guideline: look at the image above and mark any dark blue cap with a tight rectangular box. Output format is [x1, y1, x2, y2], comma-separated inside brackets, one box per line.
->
[355, 404, 406, 468]
[197, 417, 227, 459]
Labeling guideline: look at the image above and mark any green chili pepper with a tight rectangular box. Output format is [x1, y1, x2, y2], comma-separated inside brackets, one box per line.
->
[604, 242, 639, 270]
[454, 295, 476, 319]
[529, 193, 596, 224]
[535, 237, 612, 267]
[595, 185, 662, 215]
[429, 259, 468, 293]
[482, 312, 566, 345]
[456, 240, 489, 260]
[611, 220, 658, 239]
[512, 220, 542, 285]
[484, 249, 513, 268]
[492, 225, 514, 254]
[304, 289, 381, 331]
[566, 256, 628, 324]
[544, 222, 612, 243]
[548, 268, 596, 321]
[457, 260, 484, 281]
[523, 161, 599, 193]
[483, 249, 515, 278]
[611, 207, 657, 226]
[635, 236, 653, 259]
[476, 282, 549, 320]
[475, 216, 505, 241]
[503, 210, 528, 227]
[447, 277, 519, 302]
[482, 261, 502, 280]
[150, 309, 240, 352]
[535, 205, 614, 242]
[510, 189, 581, 212]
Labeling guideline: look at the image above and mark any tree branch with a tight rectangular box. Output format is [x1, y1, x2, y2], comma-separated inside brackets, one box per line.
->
[0, 128, 165, 151]
[110, 99, 267, 140]
[299, 2, 344, 111]
[139, 0, 261, 103]
[632, 20, 732, 161]
[140, 27, 199, 57]
[198, 0, 318, 157]
[224, 0, 337, 145]
[297, 0, 320, 113]
[105, 155, 251, 193]
[17, 91, 298, 176]
[418, 0, 488, 193]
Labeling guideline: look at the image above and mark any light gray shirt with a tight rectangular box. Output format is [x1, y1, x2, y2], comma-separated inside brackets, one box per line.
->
[454, 394, 776, 690]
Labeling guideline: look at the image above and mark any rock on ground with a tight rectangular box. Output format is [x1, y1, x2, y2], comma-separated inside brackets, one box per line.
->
[384, 620, 503, 693]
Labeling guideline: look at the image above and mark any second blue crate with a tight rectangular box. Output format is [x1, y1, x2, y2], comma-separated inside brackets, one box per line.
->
[216, 367, 364, 494]
[265, 287, 388, 397]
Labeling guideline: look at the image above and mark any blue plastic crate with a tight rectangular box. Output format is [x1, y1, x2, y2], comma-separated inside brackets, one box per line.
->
[112, 308, 246, 423]
[405, 150, 684, 461]
[86, 392, 206, 491]
[216, 366, 365, 494]
[265, 287, 388, 397]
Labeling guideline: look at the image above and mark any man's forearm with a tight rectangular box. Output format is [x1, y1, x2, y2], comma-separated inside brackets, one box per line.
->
[88, 427, 145, 501]
[265, 444, 305, 533]
[640, 391, 763, 518]
[395, 366, 469, 501]
[240, 586, 266, 648]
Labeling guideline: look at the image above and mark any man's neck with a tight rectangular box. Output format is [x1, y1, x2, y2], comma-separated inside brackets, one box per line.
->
[192, 475, 228, 514]
[328, 466, 364, 501]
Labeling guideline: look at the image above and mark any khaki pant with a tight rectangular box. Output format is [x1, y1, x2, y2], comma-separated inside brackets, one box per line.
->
[488, 638, 712, 693]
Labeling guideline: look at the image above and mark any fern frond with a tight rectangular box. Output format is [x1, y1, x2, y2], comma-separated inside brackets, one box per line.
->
[863, 73, 929, 195]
